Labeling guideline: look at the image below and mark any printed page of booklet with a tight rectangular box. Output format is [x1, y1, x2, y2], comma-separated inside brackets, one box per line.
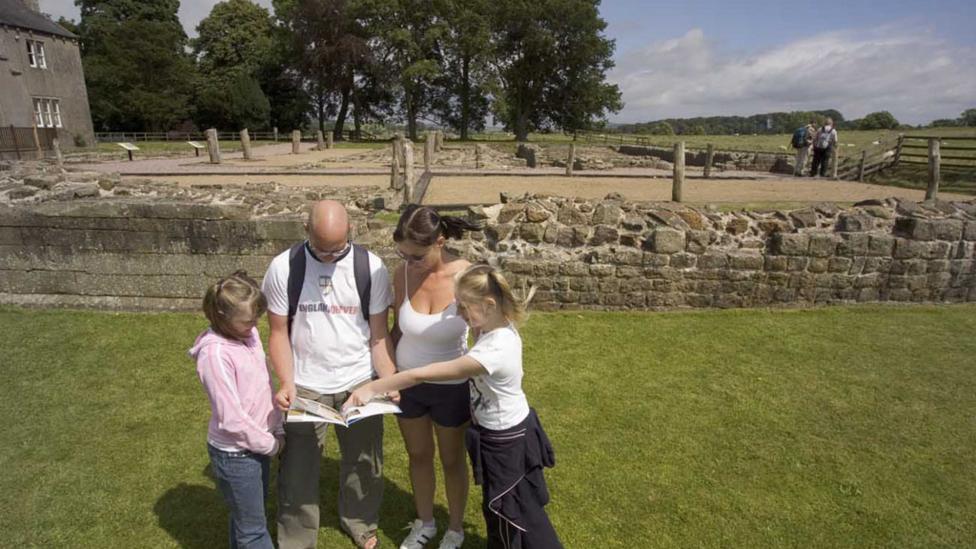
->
[287, 395, 401, 426]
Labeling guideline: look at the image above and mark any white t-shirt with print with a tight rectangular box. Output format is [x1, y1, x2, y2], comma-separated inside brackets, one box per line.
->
[466, 324, 530, 430]
[262, 243, 392, 394]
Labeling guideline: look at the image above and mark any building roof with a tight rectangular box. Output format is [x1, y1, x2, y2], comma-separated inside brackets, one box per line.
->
[0, 0, 77, 39]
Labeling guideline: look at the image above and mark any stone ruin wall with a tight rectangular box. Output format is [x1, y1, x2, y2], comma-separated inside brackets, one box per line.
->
[455, 194, 976, 310]
[2, 185, 975, 311]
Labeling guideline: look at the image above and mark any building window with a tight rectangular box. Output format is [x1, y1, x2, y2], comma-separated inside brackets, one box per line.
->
[32, 98, 62, 128]
[27, 40, 46, 69]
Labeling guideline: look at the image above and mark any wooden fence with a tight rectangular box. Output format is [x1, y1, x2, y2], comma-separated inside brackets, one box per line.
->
[93, 128, 378, 143]
[0, 126, 58, 159]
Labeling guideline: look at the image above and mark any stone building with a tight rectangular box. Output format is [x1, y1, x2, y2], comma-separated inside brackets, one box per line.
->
[0, 0, 95, 155]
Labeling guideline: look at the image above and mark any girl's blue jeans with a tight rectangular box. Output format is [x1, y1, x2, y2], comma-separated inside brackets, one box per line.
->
[207, 444, 273, 549]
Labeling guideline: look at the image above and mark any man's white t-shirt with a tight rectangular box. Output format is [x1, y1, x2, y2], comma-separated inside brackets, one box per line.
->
[466, 324, 530, 430]
[262, 243, 392, 394]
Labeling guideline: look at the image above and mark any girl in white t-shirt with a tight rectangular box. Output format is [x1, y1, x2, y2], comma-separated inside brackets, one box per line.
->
[345, 265, 563, 549]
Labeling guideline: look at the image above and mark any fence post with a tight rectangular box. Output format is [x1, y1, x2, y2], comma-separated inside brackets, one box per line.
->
[206, 128, 222, 164]
[273, 127, 279, 142]
[672, 141, 685, 202]
[391, 136, 402, 190]
[704, 143, 714, 178]
[893, 134, 904, 166]
[858, 150, 867, 182]
[291, 130, 301, 154]
[240, 128, 253, 160]
[566, 143, 576, 177]
[32, 124, 43, 159]
[403, 140, 415, 202]
[926, 138, 940, 201]
[424, 131, 433, 171]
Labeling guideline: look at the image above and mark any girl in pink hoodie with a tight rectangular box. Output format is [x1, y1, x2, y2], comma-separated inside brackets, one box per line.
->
[189, 270, 282, 549]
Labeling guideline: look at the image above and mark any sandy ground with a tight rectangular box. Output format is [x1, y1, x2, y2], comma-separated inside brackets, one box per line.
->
[134, 174, 388, 188]
[221, 148, 374, 168]
[423, 175, 970, 205]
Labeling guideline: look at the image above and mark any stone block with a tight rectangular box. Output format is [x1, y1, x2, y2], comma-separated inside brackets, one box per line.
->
[964, 221, 976, 242]
[592, 203, 622, 225]
[829, 257, 853, 273]
[836, 212, 875, 232]
[670, 253, 697, 269]
[613, 250, 643, 266]
[589, 264, 615, 277]
[497, 203, 525, 224]
[524, 203, 551, 223]
[698, 252, 729, 269]
[557, 206, 588, 225]
[642, 253, 670, 267]
[808, 234, 837, 257]
[729, 253, 763, 270]
[789, 208, 818, 229]
[771, 233, 809, 256]
[559, 262, 589, 276]
[644, 228, 685, 254]
[589, 225, 619, 246]
[519, 223, 545, 243]
[932, 219, 964, 241]
[894, 217, 934, 241]
[808, 258, 829, 273]
[868, 235, 895, 257]
[836, 233, 869, 257]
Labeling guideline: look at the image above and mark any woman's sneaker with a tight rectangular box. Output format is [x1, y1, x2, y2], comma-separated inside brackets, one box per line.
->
[437, 529, 465, 549]
[400, 519, 437, 549]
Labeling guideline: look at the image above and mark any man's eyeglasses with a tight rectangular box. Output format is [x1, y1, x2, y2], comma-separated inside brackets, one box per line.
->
[308, 240, 351, 262]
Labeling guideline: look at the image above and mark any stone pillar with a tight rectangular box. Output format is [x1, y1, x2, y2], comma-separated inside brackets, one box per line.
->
[291, 130, 301, 154]
[566, 143, 576, 176]
[316, 130, 326, 150]
[32, 124, 43, 158]
[240, 128, 253, 160]
[273, 127, 279, 142]
[206, 128, 222, 164]
[475, 144, 483, 169]
[326, 132, 334, 149]
[672, 141, 685, 202]
[927, 138, 940, 201]
[434, 130, 444, 152]
[424, 131, 433, 172]
[404, 139, 415, 193]
[704, 143, 714, 178]
[390, 138, 402, 190]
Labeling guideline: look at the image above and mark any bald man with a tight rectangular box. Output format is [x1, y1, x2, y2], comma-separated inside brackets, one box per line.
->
[262, 200, 395, 549]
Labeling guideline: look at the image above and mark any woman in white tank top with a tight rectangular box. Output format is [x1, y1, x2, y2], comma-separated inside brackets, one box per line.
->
[391, 205, 481, 549]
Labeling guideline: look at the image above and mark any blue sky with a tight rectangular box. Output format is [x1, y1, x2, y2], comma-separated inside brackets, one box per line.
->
[42, 0, 976, 125]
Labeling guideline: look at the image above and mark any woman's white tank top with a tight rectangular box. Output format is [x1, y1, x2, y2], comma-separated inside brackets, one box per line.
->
[396, 268, 469, 384]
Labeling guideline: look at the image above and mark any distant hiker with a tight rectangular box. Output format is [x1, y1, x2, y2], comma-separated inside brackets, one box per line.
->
[790, 119, 817, 176]
[810, 118, 839, 177]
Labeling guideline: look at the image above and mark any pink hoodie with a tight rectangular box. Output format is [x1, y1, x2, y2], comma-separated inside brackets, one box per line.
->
[189, 327, 282, 455]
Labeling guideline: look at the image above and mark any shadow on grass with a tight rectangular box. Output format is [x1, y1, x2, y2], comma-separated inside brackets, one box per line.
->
[154, 457, 486, 548]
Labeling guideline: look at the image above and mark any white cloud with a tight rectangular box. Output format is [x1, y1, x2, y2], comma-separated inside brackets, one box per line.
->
[609, 26, 976, 125]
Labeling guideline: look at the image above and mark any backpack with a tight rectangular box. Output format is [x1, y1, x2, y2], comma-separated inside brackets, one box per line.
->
[815, 128, 833, 150]
[791, 127, 806, 149]
[286, 242, 372, 335]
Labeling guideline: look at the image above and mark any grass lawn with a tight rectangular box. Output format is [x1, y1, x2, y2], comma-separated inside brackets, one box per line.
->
[1, 305, 974, 548]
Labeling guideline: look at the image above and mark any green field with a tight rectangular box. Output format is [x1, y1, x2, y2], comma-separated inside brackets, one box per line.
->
[1, 305, 974, 548]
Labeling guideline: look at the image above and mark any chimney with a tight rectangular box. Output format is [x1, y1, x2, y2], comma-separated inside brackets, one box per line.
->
[22, 0, 41, 12]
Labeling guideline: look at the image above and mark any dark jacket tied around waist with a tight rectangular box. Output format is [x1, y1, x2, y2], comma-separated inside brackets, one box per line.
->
[466, 408, 562, 549]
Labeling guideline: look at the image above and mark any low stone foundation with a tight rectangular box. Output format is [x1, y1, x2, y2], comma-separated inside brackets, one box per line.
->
[616, 144, 792, 173]
[453, 194, 976, 309]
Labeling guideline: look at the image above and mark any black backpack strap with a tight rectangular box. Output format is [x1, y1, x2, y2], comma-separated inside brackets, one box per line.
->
[286, 242, 307, 336]
[353, 244, 372, 322]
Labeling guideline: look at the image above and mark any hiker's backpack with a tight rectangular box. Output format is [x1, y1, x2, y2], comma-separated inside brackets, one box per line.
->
[815, 128, 833, 150]
[286, 242, 372, 334]
[791, 127, 806, 149]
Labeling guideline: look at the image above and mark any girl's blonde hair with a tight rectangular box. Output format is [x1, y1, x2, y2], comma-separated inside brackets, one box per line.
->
[202, 270, 267, 340]
[455, 264, 535, 325]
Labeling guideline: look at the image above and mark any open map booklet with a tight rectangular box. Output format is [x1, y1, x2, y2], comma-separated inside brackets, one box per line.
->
[287, 395, 401, 427]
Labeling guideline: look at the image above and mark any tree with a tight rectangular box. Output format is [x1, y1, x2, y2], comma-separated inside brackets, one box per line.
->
[490, 0, 622, 141]
[430, 0, 493, 139]
[77, 0, 196, 131]
[960, 109, 976, 127]
[193, 0, 275, 130]
[689, 124, 706, 135]
[276, 0, 373, 139]
[651, 122, 674, 136]
[858, 111, 899, 130]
